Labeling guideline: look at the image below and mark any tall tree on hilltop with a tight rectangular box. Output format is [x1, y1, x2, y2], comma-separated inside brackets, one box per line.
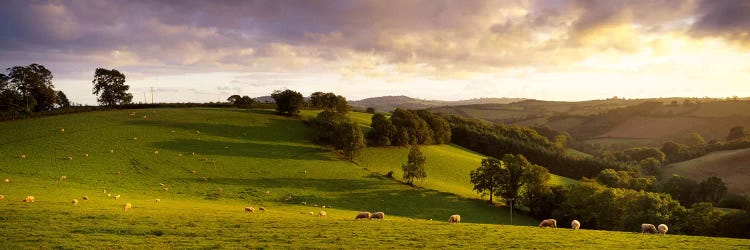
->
[271, 89, 304, 115]
[6, 64, 56, 112]
[56, 91, 71, 108]
[92, 68, 133, 106]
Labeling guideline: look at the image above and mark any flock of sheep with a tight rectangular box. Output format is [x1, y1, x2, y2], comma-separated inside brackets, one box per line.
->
[2, 112, 672, 237]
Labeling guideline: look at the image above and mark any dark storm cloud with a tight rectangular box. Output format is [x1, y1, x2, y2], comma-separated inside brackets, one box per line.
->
[691, 0, 750, 42]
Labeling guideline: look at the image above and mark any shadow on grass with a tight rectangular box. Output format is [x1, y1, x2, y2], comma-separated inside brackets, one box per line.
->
[151, 139, 336, 161]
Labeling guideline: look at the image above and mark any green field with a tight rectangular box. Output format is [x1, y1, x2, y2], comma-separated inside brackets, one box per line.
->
[0, 108, 748, 248]
[664, 148, 750, 195]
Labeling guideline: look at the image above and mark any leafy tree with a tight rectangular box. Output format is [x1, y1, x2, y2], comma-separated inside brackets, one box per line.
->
[660, 174, 699, 206]
[660, 141, 689, 163]
[520, 163, 552, 216]
[497, 154, 529, 200]
[416, 110, 451, 144]
[309, 92, 348, 113]
[727, 126, 748, 141]
[335, 121, 365, 161]
[227, 95, 254, 108]
[7, 64, 56, 112]
[638, 157, 663, 179]
[227, 95, 241, 104]
[391, 108, 432, 145]
[619, 147, 665, 163]
[596, 168, 656, 191]
[0, 73, 22, 112]
[683, 132, 706, 146]
[365, 107, 376, 114]
[698, 176, 728, 205]
[271, 89, 304, 115]
[402, 145, 427, 186]
[470, 157, 504, 203]
[56, 91, 70, 108]
[92, 68, 132, 106]
[368, 113, 395, 146]
[311, 110, 348, 145]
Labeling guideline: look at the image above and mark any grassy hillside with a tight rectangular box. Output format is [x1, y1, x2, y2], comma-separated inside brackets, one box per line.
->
[664, 148, 750, 194]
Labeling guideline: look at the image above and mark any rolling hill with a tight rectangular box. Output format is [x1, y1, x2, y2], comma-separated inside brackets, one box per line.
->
[664, 148, 750, 195]
[349, 95, 523, 112]
[0, 108, 748, 248]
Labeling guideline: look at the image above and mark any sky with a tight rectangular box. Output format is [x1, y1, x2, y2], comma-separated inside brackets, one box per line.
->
[1, 0, 749, 105]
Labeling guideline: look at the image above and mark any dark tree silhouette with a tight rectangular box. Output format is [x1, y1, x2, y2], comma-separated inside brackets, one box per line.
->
[92, 68, 133, 106]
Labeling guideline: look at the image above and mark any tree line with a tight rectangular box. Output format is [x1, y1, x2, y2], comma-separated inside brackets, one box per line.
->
[368, 108, 451, 146]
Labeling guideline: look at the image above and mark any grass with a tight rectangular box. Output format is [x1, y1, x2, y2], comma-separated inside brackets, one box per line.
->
[0, 108, 747, 248]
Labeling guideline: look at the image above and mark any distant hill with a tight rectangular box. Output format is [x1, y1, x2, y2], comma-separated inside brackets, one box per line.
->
[349, 95, 524, 112]
[664, 148, 750, 194]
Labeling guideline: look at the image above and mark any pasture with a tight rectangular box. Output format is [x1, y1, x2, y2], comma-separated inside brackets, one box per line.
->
[1, 108, 748, 248]
[664, 148, 750, 194]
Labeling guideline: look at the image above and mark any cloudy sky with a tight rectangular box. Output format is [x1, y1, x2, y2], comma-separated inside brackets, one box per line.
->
[1, 0, 749, 104]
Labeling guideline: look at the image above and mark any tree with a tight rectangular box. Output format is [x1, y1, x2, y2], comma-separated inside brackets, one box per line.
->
[92, 68, 132, 106]
[698, 177, 728, 205]
[336, 121, 365, 161]
[619, 147, 665, 163]
[271, 89, 304, 115]
[520, 163, 552, 216]
[227, 95, 241, 104]
[683, 132, 706, 146]
[309, 92, 348, 113]
[227, 95, 254, 108]
[368, 113, 395, 146]
[56, 91, 70, 108]
[402, 145, 427, 186]
[0, 73, 22, 112]
[6, 64, 56, 112]
[727, 126, 748, 141]
[470, 157, 504, 203]
[416, 110, 451, 144]
[660, 141, 689, 163]
[391, 108, 432, 145]
[365, 107, 376, 114]
[498, 154, 530, 200]
[660, 174, 699, 206]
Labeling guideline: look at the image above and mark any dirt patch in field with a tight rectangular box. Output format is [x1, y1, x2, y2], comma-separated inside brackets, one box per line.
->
[664, 148, 750, 194]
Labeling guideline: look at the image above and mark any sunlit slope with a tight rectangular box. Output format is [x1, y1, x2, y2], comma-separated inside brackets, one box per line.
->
[664, 148, 750, 194]
[359, 145, 577, 200]
[0, 108, 535, 225]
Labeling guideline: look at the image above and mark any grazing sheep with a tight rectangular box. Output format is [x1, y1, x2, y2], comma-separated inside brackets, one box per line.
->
[23, 196, 35, 203]
[124, 203, 132, 211]
[301, 201, 307, 205]
[84, 153, 89, 157]
[264, 190, 270, 195]
[103, 189, 107, 193]
[132, 137, 138, 140]
[142, 115, 148, 119]
[245, 207, 255, 213]
[658, 224, 668, 235]
[539, 219, 557, 228]
[155, 199, 161, 203]
[163, 187, 168, 192]
[19, 154, 26, 159]
[72, 199, 79, 206]
[129, 112, 136, 116]
[171, 130, 175, 133]
[641, 224, 657, 234]
[67, 156, 73, 160]
[308, 211, 314, 216]
[0, 194, 4, 200]
[107, 193, 112, 197]
[259, 207, 266, 211]
[356, 212, 371, 220]
[449, 214, 461, 223]
[159, 183, 165, 186]
[196, 130, 201, 134]
[371, 212, 385, 220]
[59, 176, 67, 181]
[82, 196, 88, 201]
[318, 211, 327, 218]
[4, 179, 9, 183]
[154, 150, 159, 155]
[60, 128, 65, 132]
[114, 195, 121, 200]
[571, 220, 581, 230]
[191, 170, 196, 174]
[109, 149, 114, 153]
[202, 177, 208, 182]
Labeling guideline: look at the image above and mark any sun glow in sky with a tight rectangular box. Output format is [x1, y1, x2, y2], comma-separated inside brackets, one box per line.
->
[1, 0, 749, 104]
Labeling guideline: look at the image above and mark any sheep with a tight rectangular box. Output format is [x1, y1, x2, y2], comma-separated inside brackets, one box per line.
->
[19, 154, 26, 159]
[355, 212, 371, 220]
[103, 189, 107, 193]
[0, 194, 4, 200]
[641, 224, 657, 234]
[301, 201, 307, 205]
[163, 187, 169, 192]
[153, 150, 159, 155]
[23, 196, 35, 203]
[114, 195, 121, 200]
[155, 199, 161, 203]
[245, 207, 255, 213]
[371, 212, 385, 220]
[109, 149, 114, 153]
[308, 211, 314, 216]
[107, 193, 112, 197]
[60, 128, 65, 132]
[190, 170, 196, 174]
[318, 211, 327, 218]
[124, 203, 132, 211]
[67, 156, 73, 160]
[571, 220, 581, 230]
[129, 112, 136, 116]
[59, 176, 67, 181]
[159, 183, 165, 186]
[4, 178, 10, 183]
[539, 219, 557, 228]
[72, 199, 79, 206]
[196, 130, 201, 134]
[171, 130, 176, 133]
[449, 214, 461, 224]
[84, 153, 89, 157]
[658, 224, 668, 235]
[142, 115, 148, 119]
[82, 196, 88, 201]
[132, 137, 138, 140]
[259, 207, 266, 211]
[202, 177, 208, 182]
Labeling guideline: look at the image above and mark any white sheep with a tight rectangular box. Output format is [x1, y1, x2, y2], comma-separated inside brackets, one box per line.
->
[318, 211, 327, 218]
[4, 179, 10, 183]
[60, 128, 65, 132]
[163, 187, 169, 192]
[245, 207, 255, 213]
[0, 194, 4, 200]
[571, 220, 581, 230]
[356, 212, 371, 220]
[114, 195, 121, 200]
[23, 196, 35, 203]
[19, 154, 26, 159]
[449, 214, 461, 223]
[658, 224, 668, 235]
[84, 153, 89, 157]
[308, 211, 314, 216]
[124, 203, 132, 211]
[153, 150, 159, 155]
[59, 176, 67, 181]
[72, 199, 79, 206]
[155, 199, 161, 203]
[67, 156, 73, 160]
[109, 149, 114, 153]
